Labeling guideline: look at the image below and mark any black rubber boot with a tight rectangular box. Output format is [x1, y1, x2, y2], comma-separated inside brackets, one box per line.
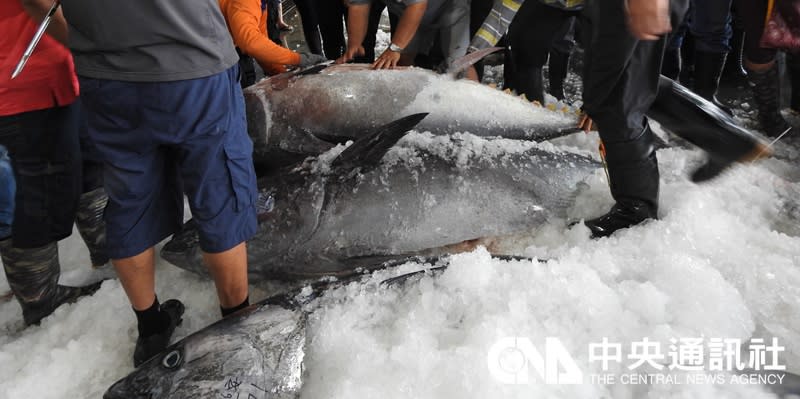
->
[0, 239, 103, 325]
[133, 299, 185, 367]
[75, 187, 109, 268]
[721, 27, 747, 84]
[512, 66, 545, 103]
[662, 48, 682, 81]
[649, 76, 771, 182]
[693, 51, 732, 114]
[548, 50, 570, 101]
[748, 63, 792, 137]
[585, 126, 659, 238]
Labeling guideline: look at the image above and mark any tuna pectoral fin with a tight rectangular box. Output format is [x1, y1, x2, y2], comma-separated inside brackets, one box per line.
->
[331, 113, 428, 173]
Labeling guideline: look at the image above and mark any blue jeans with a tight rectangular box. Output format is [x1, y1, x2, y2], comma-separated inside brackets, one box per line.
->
[0, 146, 14, 240]
[668, 0, 733, 53]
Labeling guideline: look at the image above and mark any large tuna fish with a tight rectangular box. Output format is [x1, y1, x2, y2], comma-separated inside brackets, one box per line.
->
[101, 264, 450, 399]
[243, 64, 581, 168]
[161, 114, 600, 282]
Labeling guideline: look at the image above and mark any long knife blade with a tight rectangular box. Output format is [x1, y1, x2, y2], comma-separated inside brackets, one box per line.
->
[11, 0, 61, 79]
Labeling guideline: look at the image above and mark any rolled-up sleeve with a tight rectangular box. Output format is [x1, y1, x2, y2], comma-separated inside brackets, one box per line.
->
[470, 0, 525, 50]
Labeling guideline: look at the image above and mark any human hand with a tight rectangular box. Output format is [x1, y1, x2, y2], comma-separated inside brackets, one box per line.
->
[372, 49, 401, 69]
[298, 52, 328, 68]
[625, 0, 671, 40]
[335, 45, 365, 64]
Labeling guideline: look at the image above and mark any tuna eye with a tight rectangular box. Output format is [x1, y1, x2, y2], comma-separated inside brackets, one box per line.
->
[162, 350, 182, 369]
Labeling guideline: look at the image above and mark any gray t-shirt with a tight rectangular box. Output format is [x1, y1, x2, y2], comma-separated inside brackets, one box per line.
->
[62, 0, 239, 82]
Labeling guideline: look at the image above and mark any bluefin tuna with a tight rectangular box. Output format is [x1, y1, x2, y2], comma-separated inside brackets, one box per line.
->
[161, 114, 601, 282]
[243, 64, 581, 168]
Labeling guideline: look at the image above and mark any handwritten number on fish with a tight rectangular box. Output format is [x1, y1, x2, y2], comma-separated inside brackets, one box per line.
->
[220, 377, 268, 399]
[220, 377, 243, 398]
[224, 377, 243, 392]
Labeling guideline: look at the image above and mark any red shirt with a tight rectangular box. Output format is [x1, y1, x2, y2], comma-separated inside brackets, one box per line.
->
[0, 1, 79, 117]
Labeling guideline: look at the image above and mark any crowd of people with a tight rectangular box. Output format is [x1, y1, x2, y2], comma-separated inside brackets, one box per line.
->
[0, 0, 796, 369]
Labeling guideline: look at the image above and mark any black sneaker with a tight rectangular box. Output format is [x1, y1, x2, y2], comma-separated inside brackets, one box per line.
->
[22, 281, 104, 326]
[133, 299, 185, 367]
[584, 202, 656, 238]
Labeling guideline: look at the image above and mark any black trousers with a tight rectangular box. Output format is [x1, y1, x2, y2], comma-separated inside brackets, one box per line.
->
[734, 0, 775, 64]
[582, 0, 689, 141]
[581, 0, 689, 210]
[294, 0, 324, 55]
[0, 102, 82, 248]
[508, 3, 580, 69]
[237, 49, 257, 89]
[317, 0, 347, 59]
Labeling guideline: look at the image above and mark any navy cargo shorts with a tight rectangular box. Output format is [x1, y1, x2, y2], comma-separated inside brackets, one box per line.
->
[79, 66, 258, 259]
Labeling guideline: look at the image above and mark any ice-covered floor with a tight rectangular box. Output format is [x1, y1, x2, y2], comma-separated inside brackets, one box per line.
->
[2, 17, 800, 396]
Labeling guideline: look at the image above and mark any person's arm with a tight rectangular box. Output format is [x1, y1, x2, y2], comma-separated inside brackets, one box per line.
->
[373, 1, 426, 69]
[469, 0, 525, 52]
[227, 0, 301, 70]
[625, 0, 671, 41]
[337, 3, 371, 64]
[19, 0, 68, 46]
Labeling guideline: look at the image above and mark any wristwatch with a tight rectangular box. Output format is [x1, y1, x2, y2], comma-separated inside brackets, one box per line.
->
[389, 43, 404, 53]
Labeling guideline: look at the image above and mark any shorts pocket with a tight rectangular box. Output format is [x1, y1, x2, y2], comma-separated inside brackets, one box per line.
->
[223, 135, 257, 212]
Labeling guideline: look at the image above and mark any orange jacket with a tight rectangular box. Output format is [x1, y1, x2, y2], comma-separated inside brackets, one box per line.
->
[218, 0, 301, 73]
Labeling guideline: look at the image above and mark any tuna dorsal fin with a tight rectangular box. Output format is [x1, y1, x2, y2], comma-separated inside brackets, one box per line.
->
[331, 113, 428, 172]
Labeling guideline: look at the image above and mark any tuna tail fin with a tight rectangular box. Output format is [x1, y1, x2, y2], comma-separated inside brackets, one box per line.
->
[331, 113, 428, 172]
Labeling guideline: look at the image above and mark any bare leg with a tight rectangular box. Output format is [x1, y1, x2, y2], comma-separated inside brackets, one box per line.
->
[112, 247, 156, 311]
[203, 242, 249, 308]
